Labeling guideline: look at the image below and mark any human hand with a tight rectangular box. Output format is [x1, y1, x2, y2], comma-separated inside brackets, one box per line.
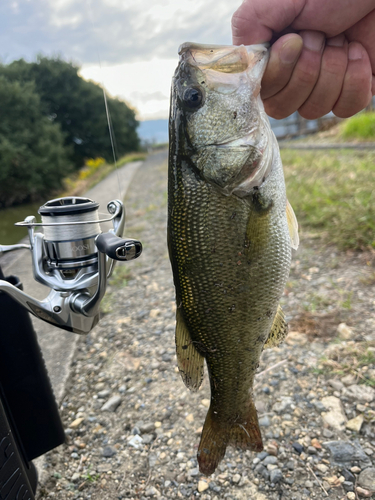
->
[232, 0, 374, 119]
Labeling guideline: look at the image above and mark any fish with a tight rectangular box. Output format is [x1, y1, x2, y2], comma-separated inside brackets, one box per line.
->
[167, 42, 299, 476]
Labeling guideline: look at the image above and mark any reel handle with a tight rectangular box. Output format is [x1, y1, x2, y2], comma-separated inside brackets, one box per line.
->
[96, 233, 142, 261]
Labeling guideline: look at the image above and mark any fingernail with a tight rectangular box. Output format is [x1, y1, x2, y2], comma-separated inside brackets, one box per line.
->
[301, 31, 325, 52]
[280, 36, 303, 64]
[349, 43, 363, 61]
[327, 34, 345, 47]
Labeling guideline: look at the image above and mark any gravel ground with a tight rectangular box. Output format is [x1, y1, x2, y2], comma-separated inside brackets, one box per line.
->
[37, 150, 375, 500]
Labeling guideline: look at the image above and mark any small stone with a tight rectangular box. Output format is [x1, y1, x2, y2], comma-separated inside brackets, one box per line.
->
[272, 396, 294, 413]
[316, 464, 328, 474]
[311, 438, 322, 449]
[232, 474, 241, 484]
[358, 467, 375, 492]
[197, 480, 209, 493]
[185, 413, 194, 423]
[70, 417, 84, 429]
[201, 399, 210, 408]
[101, 396, 121, 412]
[102, 446, 117, 457]
[286, 460, 295, 471]
[263, 456, 278, 465]
[346, 415, 364, 432]
[270, 469, 283, 484]
[292, 442, 304, 454]
[145, 486, 160, 497]
[342, 385, 375, 404]
[70, 452, 79, 459]
[97, 389, 111, 399]
[187, 467, 199, 477]
[342, 481, 354, 492]
[341, 374, 357, 386]
[321, 396, 347, 430]
[337, 323, 353, 340]
[128, 435, 143, 449]
[71, 472, 80, 482]
[259, 415, 271, 427]
[351, 466, 362, 474]
[139, 422, 156, 434]
[322, 428, 334, 438]
[328, 379, 345, 391]
[307, 446, 317, 455]
[356, 486, 372, 498]
[341, 469, 356, 483]
[347, 493, 356, 500]
[154, 421, 162, 428]
[142, 434, 154, 444]
[305, 480, 313, 488]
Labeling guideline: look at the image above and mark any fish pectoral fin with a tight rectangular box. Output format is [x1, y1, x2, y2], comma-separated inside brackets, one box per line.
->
[286, 199, 299, 250]
[264, 304, 288, 349]
[198, 399, 262, 476]
[175, 308, 205, 391]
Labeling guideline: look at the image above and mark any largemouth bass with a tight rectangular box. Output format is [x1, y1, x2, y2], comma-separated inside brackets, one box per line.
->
[168, 42, 299, 476]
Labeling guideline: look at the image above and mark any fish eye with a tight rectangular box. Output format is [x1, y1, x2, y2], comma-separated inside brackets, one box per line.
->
[182, 86, 204, 110]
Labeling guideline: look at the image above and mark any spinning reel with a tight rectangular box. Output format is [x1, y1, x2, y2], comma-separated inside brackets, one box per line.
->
[0, 196, 142, 334]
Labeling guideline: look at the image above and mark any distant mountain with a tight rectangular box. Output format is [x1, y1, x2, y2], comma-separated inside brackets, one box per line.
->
[138, 119, 168, 145]
[138, 112, 335, 146]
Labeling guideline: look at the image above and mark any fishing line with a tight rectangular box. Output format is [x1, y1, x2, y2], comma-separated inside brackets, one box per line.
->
[85, 0, 123, 200]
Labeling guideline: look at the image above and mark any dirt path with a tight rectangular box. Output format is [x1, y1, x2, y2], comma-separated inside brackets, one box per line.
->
[37, 151, 375, 500]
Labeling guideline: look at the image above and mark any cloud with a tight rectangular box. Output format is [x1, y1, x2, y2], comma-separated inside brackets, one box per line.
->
[129, 91, 168, 103]
[0, 0, 235, 65]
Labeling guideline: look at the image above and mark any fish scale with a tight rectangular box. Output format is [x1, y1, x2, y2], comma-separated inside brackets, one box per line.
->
[168, 42, 297, 475]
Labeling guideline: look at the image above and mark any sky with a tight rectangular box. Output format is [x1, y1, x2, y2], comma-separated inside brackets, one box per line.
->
[0, 0, 237, 120]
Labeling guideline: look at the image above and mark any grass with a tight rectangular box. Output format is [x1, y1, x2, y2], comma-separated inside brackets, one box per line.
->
[62, 152, 147, 197]
[315, 341, 375, 388]
[282, 149, 375, 250]
[341, 112, 375, 140]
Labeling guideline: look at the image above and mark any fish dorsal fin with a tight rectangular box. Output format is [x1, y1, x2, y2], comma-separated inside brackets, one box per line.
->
[175, 308, 205, 391]
[264, 305, 288, 349]
[286, 199, 299, 250]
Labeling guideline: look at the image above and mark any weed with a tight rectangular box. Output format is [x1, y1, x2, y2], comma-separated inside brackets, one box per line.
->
[282, 148, 375, 250]
[341, 112, 375, 140]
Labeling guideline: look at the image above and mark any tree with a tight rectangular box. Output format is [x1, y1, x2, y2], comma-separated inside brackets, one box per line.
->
[2, 57, 140, 168]
[0, 76, 72, 207]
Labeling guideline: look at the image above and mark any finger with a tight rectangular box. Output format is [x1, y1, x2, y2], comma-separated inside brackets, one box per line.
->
[298, 35, 348, 119]
[261, 34, 303, 100]
[345, 9, 375, 74]
[263, 31, 325, 119]
[333, 42, 373, 118]
[231, 0, 303, 45]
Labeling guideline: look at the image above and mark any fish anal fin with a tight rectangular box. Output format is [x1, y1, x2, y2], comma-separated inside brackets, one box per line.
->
[197, 399, 263, 476]
[286, 199, 299, 250]
[175, 308, 205, 391]
[264, 304, 288, 349]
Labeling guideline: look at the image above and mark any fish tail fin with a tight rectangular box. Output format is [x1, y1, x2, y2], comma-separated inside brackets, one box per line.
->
[197, 399, 263, 476]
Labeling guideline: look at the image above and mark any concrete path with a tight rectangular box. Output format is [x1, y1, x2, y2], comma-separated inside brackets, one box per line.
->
[0, 160, 142, 403]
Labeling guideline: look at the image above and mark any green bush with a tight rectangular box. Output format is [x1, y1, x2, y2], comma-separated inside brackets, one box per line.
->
[341, 112, 375, 140]
[0, 77, 72, 207]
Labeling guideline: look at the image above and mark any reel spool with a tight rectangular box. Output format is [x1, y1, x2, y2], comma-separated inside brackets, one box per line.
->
[38, 197, 101, 277]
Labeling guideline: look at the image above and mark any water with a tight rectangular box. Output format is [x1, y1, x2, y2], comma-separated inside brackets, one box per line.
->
[0, 202, 41, 245]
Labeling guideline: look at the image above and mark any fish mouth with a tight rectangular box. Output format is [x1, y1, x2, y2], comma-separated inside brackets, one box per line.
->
[178, 42, 268, 75]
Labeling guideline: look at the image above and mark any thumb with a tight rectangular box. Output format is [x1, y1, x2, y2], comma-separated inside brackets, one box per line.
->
[232, 0, 304, 45]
